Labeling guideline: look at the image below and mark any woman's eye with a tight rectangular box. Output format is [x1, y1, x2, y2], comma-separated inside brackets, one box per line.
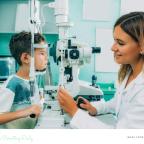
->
[118, 41, 125, 46]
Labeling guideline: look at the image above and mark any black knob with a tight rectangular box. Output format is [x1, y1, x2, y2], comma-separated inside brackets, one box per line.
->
[30, 114, 36, 118]
[77, 98, 86, 110]
[92, 47, 101, 53]
[92, 75, 97, 86]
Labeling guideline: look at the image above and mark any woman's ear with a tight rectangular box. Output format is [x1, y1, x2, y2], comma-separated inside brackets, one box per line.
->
[20, 53, 31, 64]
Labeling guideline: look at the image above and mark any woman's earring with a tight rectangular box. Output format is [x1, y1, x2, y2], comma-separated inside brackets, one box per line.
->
[140, 51, 144, 55]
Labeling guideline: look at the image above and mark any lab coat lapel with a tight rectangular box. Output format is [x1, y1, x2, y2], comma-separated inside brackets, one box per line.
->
[127, 73, 144, 102]
[115, 74, 129, 115]
[127, 84, 142, 102]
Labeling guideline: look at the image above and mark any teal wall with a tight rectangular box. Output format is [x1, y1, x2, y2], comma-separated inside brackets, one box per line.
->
[0, 33, 12, 56]
[0, 33, 58, 56]
[68, 0, 120, 84]
[0, 0, 121, 86]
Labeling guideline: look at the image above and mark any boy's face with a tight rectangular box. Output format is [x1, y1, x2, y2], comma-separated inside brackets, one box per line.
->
[34, 41, 48, 71]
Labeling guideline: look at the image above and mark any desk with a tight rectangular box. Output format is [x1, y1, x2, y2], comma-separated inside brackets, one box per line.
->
[35, 109, 67, 129]
[35, 109, 116, 129]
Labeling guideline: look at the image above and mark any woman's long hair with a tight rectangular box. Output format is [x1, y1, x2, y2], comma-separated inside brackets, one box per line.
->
[114, 12, 144, 83]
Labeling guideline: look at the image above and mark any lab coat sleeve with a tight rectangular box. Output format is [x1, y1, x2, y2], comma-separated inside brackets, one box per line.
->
[91, 96, 118, 115]
[70, 109, 114, 129]
[0, 87, 14, 113]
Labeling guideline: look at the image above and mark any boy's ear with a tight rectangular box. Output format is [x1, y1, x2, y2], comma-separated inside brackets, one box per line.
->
[20, 53, 31, 64]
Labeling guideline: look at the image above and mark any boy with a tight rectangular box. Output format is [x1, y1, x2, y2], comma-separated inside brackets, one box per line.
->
[0, 31, 48, 128]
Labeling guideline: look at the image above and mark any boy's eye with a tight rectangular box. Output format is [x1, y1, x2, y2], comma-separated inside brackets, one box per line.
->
[40, 52, 45, 55]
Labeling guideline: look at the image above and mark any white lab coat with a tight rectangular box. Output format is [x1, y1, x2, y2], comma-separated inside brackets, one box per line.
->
[70, 71, 144, 129]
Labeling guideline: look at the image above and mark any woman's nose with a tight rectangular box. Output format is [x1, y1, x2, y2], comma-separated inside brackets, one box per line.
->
[111, 43, 118, 52]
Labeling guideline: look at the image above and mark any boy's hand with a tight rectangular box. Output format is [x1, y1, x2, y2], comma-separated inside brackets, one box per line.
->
[77, 97, 97, 116]
[22, 104, 42, 118]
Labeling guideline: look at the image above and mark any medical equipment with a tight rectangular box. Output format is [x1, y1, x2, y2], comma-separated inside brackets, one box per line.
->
[28, 0, 48, 118]
[42, 0, 103, 97]
[29, 0, 39, 101]
[49, 40, 103, 97]
[0, 56, 16, 81]
[29, 0, 48, 98]
[77, 97, 87, 110]
[35, 0, 103, 128]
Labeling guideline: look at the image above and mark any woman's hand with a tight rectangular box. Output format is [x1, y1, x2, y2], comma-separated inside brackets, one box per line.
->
[77, 97, 97, 116]
[57, 87, 78, 117]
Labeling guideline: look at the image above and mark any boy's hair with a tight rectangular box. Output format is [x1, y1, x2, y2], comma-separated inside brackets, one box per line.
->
[9, 31, 46, 65]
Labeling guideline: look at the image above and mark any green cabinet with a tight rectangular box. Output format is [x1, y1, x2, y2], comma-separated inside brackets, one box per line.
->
[98, 83, 115, 101]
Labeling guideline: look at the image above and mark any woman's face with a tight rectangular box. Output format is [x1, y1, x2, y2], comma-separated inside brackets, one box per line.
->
[111, 25, 141, 65]
[34, 41, 48, 71]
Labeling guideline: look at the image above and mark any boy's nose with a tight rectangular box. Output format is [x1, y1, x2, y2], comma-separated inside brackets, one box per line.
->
[45, 54, 48, 60]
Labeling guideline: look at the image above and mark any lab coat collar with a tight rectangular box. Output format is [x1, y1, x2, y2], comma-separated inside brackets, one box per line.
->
[134, 72, 144, 85]
[120, 71, 144, 90]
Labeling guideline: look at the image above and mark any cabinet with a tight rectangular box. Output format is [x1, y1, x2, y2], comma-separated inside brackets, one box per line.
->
[98, 83, 115, 101]
[0, 0, 58, 34]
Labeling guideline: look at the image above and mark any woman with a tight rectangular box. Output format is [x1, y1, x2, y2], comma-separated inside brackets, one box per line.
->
[58, 11, 144, 128]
